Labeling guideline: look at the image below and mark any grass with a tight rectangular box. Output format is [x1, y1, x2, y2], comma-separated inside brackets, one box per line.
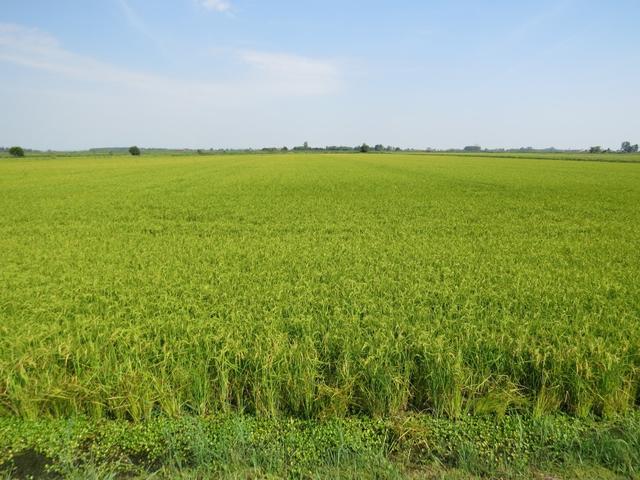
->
[1, 152, 639, 476]
[1, 413, 639, 478]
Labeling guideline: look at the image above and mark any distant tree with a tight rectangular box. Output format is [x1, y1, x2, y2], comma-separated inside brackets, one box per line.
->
[463, 145, 482, 152]
[360, 143, 370, 153]
[374, 144, 384, 152]
[281, 146, 289, 152]
[620, 141, 636, 153]
[303, 141, 309, 150]
[395, 147, 402, 152]
[589, 146, 603, 154]
[129, 146, 141, 156]
[9, 146, 25, 157]
[632, 144, 640, 153]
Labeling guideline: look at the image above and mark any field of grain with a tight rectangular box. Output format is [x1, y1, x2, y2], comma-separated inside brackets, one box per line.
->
[1, 153, 639, 422]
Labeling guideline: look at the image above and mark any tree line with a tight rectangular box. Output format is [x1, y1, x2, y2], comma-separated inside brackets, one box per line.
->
[3, 141, 639, 157]
[589, 142, 639, 154]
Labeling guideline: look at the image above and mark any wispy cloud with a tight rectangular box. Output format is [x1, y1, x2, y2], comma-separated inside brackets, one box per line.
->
[116, 0, 161, 45]
[117, 0, 165, 51]
[508, 0, 576, 45]
[239, 50, 340, 95]
[0, 23, 164, 89]
[199, 0, 232, 12]
[0, 22, 345, 149]
[0, 23, 341, 97]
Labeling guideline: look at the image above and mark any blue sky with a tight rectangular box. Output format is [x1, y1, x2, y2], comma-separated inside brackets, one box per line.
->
[1, 0, 639, 150]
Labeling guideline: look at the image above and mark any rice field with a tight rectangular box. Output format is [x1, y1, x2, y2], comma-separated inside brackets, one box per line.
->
[1, 152, 639, 421]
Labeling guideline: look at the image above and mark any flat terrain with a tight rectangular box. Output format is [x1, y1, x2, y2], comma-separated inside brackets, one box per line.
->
[1, 152, 639, 477]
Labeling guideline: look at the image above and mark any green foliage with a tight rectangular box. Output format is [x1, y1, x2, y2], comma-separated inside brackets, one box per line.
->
[390, 413, 640, 477]
[1, 414, 639, 478]
[129, 145, 141, 156]
[8, 146, 24, 157]
[360, 143, 370, 152]
[0, 153, 639, 422]
[0, 416, 395, 479]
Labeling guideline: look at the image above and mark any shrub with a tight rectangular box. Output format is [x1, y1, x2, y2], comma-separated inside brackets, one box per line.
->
[129, 146, 141, 156]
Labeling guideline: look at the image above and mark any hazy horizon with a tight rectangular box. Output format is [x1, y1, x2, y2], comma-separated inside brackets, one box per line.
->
[1, 144, 623, 153]
[1, 0, 639, 151]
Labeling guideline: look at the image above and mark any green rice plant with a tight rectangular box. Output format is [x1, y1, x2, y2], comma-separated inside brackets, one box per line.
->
[0, 152, 639, 421]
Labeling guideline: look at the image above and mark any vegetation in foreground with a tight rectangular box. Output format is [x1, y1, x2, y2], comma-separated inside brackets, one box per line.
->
[1, 152, 639, 477]
[2, 413, 639, 479]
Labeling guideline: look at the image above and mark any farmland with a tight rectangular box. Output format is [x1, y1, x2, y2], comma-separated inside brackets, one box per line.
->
[1, 152, 640, 478]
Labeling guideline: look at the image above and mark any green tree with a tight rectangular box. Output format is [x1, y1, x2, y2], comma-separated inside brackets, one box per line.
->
[620, 141, 637, 153]
[589, 146, 602, 153]
[360, 143, 370, 153]
[9, 146, 25, 157]
[129, 146, 141, 156]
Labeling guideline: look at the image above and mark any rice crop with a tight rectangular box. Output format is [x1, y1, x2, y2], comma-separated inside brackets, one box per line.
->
[1, 153, 639, 421]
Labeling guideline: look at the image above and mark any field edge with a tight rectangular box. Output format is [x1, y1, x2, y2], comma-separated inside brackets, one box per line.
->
[1, 412, 639, 479]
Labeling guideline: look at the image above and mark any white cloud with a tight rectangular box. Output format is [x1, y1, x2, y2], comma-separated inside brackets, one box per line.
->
[239, 50, 340, 95]
[199, 0, 232, 12]
[117, 0, 161, 45]
[0, 23, 345, 150]
[0, 23, 340, 97]
[0, 23, 166, 89]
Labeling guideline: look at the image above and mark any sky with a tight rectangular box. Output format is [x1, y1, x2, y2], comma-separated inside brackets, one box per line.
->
[1, 0, 639, 151]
